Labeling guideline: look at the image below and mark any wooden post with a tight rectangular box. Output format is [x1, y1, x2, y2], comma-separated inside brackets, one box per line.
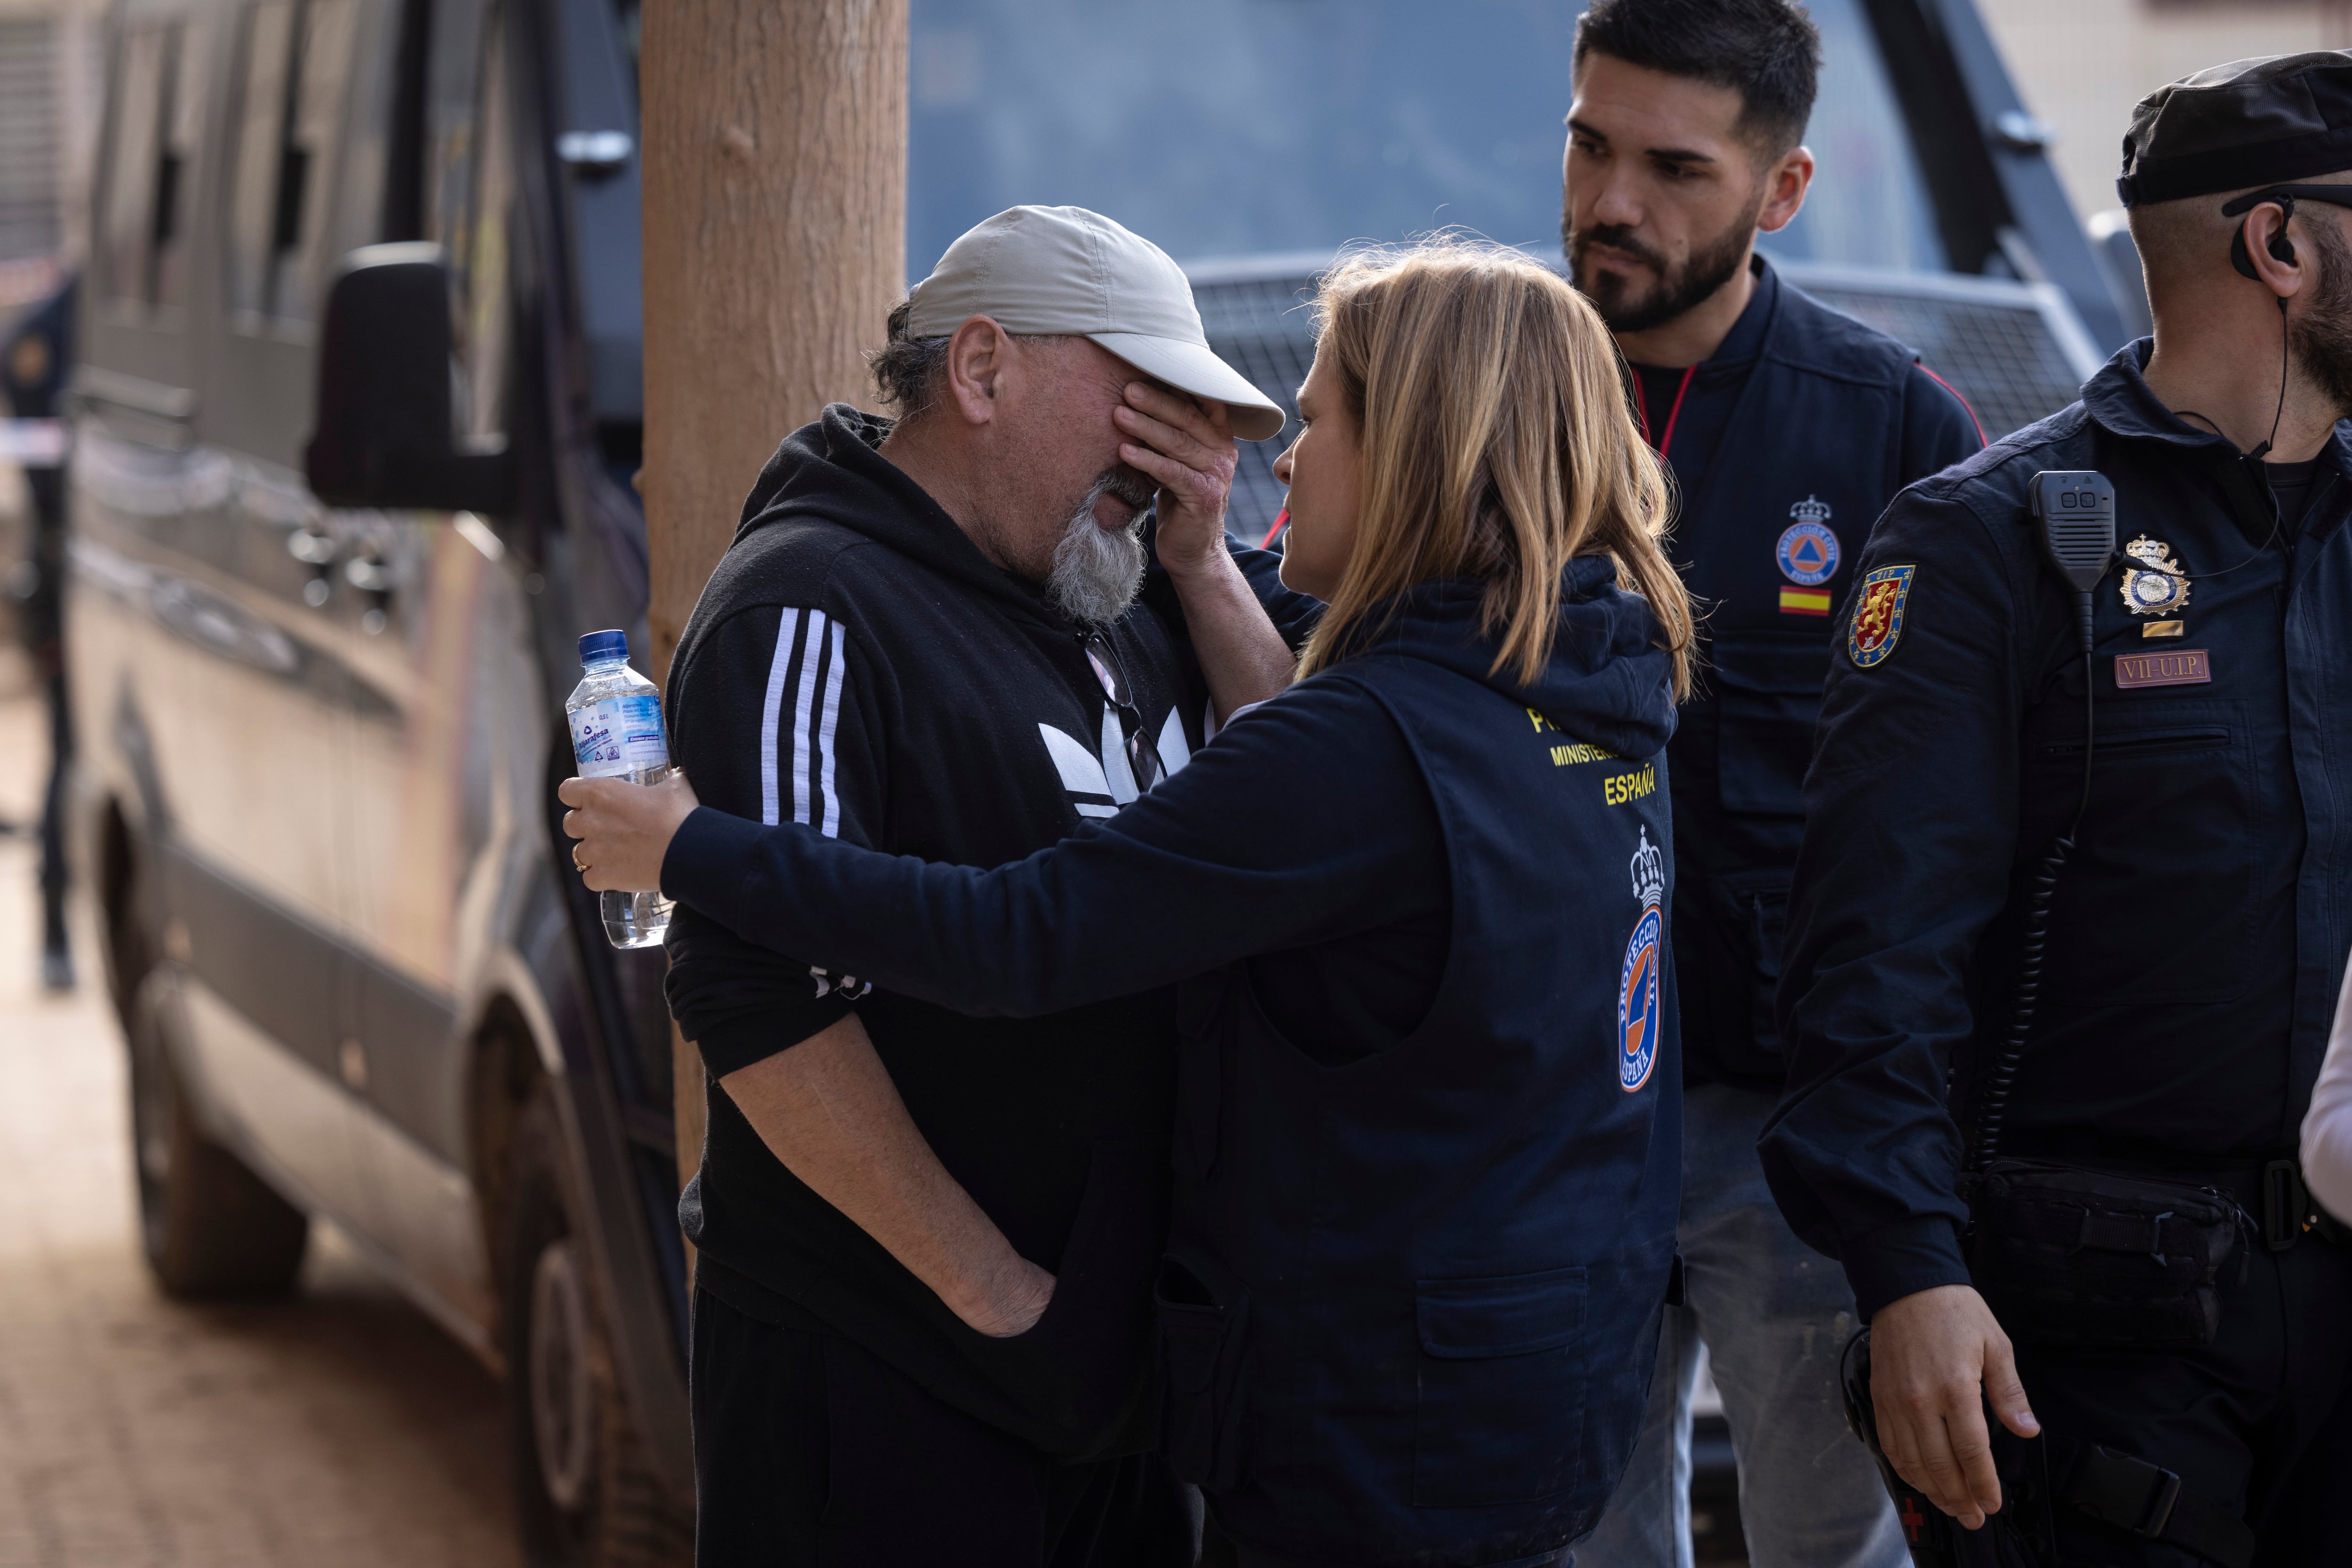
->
[639, 0, 908, 1194]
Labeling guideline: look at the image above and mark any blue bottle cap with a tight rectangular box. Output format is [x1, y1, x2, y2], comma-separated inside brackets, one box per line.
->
[578, 628, 629, 665]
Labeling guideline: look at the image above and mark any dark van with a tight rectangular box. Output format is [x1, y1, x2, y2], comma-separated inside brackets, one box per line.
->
[63, 0, 2121, 1564]
[68, 0, 689, 1560]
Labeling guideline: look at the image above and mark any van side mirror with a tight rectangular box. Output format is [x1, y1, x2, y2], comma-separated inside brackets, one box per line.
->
[304, 242, 514, 512]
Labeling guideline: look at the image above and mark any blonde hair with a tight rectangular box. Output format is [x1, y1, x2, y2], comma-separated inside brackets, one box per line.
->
[1294, 240, 1693, 698]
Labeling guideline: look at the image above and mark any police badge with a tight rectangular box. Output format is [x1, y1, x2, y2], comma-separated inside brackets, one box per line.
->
[2119, 535, 2191, 617]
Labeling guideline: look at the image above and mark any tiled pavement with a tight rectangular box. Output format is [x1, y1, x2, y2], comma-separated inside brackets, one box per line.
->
[0, 680, 522, 1568]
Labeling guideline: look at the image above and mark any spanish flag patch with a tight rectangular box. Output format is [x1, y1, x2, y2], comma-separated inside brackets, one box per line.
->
[1779, 586, 1832, 617]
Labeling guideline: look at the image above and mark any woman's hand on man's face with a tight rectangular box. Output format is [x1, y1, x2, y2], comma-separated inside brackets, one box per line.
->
[1113, 380, 1236, 578]
[557, 771, 700, 892]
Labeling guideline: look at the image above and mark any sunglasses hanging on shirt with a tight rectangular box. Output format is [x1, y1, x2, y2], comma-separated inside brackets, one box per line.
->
[1083, 631, 1167, 795]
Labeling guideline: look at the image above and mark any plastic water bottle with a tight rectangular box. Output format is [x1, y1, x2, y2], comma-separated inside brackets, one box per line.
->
[566, 629, 675, 948]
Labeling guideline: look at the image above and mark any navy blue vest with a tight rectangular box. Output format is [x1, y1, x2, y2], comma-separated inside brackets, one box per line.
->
[1156, 654, 1683, 1567]
[1667, 285, 1928, 1080]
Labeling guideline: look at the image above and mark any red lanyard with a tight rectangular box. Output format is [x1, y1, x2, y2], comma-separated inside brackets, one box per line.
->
[1632, 364, 1698, 461]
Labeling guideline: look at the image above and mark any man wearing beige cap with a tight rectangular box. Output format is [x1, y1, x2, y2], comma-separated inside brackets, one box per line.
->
[659, 206, 1303, 1565]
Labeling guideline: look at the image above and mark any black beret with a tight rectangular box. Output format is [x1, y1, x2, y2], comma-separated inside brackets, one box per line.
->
[2118, 51, 2352, 207]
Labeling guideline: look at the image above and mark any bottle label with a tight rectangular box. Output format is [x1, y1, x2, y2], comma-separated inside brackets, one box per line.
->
[571, 693, 669, 778]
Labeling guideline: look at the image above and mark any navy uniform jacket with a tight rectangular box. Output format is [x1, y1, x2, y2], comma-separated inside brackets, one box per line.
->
[662, 561, 1684, 1567]
[1761, 342, 2352, 1317]
[1647, 259, 1982, 1084]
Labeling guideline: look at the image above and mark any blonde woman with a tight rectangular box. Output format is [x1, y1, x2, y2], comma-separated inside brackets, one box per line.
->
[565, 241, 1695, 1567]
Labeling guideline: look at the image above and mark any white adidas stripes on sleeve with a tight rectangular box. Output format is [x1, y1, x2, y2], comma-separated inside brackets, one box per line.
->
[755, 608, 866, 1001]
[758, 608, 850, 837]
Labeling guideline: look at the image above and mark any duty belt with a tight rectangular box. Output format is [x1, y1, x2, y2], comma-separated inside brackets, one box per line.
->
[2019, 1159, 2337, 1568]
[2199, 1158, 2350, 1252]
[2074, 1156, 2352, 1251]
[2257, 1158, 2347, 1250]
[2048, 1440, 2255, 1568]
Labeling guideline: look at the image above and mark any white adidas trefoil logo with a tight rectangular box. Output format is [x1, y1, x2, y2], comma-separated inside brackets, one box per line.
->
[1037, 705, 1192, 818]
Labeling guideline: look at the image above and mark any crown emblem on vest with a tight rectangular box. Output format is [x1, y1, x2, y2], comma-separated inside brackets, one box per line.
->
[1788, 494, 1833, 524]
[1629, 827, 1665, 910]
[2120, 534, 2190, 617]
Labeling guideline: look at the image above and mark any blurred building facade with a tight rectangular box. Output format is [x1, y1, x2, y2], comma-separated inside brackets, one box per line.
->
[0, 0, 100, 306]
[15, 0, 2339, 315]
[1982, 0, 2352, 230]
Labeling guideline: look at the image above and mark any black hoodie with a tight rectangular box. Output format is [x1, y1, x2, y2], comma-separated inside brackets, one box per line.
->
[661, 404, 1316, 1460]
[661, 559, 1687, 1564]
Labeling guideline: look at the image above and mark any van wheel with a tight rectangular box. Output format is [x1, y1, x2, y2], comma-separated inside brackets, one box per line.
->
[100, 813, 154, 1030]
[127, 972, 310, 1297]
[506, 1085, 692, 1568]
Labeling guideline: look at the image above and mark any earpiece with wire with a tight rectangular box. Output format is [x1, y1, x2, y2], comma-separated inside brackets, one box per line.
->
[2163, 189, 2301, 576]
[2229, 192, 2299, 285]
[2189, 191, 2293, 463]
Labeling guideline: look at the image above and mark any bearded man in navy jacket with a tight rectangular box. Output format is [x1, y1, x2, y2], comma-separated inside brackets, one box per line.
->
[1561, 5, 1983, 1565]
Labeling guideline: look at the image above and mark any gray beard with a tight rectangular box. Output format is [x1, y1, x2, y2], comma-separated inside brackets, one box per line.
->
[1047, 472, 1151, 626]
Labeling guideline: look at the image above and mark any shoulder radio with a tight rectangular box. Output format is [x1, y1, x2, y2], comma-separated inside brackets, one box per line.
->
[1847, 474, 2258, 1568]
[1970, 472, 2115, 1171]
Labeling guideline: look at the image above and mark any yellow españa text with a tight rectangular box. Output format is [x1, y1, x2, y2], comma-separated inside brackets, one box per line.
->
[1603, 763, 1657, 806]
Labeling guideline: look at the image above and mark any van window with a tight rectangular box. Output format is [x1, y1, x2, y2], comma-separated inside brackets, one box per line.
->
[423, 0, 489, 250]
[903, 0, 1947, 278]
[155, 19, 214, 306]
[425, 0, 512, 447]
[423, 0, 515, 446]
[456, 16, 514, 446]
[1745, 0, 1944, 273]
[224, 0, 360, 328]
[99, 24, 169, 303]
[108, 17, 215, 309]
[225, 1, 296, 319]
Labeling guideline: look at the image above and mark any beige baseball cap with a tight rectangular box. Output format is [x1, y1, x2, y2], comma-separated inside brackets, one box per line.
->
[904, 205, 1287, 442]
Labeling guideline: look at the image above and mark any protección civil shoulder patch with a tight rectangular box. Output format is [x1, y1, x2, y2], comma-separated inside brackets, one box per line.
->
[1847, 563, 1916, 668]
[1619, 829, 1667, 1093]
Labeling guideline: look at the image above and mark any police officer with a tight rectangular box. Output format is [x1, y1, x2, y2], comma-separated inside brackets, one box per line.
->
[2, 274, 75, 991]
[1764, 52, 2352, 1567]
[1563, 4, 1981, 1564]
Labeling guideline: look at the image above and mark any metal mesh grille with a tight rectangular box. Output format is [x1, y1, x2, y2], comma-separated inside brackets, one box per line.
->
[1193, 263, 2097, 544]
[1194, 273, 1319, 545]
[1788, 282, 2085, 443]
